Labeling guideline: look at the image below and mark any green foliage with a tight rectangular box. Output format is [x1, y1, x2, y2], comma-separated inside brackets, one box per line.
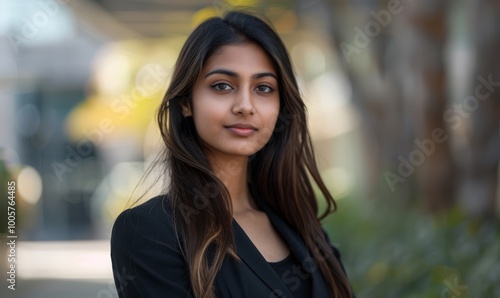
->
[322, 195, 500, 298]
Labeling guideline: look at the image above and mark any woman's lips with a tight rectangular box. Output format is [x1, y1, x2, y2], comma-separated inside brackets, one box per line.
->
[224, 123, 257, 136]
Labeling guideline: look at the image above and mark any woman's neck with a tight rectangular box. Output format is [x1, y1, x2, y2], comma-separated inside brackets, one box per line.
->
[208, 155, 257, 214]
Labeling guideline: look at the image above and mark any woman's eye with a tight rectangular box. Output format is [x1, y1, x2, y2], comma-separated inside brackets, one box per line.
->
[256, 85, 273, 93]
[212, 83, 232, 91]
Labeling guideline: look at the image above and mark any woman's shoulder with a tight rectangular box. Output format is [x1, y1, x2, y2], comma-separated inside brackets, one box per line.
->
[116, 194, 171, 216]
[111, 195, 178, 249]
[110, 195, 193, 296]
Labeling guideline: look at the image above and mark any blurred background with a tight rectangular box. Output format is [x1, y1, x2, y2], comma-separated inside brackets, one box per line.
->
[0, 0, 499, 297]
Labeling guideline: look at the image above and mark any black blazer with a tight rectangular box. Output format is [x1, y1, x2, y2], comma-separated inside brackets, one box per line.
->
[111, 194, 350, 297]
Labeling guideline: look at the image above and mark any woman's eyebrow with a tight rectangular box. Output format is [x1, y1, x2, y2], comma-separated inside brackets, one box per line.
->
[204, 68, 277, 80]
[253, 72, 277, 80]
[205, 69, 237, 78]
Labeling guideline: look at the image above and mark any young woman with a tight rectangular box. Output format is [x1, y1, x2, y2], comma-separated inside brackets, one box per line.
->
[111, 10, 353, 298]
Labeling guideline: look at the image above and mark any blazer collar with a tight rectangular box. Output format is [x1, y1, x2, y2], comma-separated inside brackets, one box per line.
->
[232, 219, 295, 297]
[231, 187, 330, 297]
[253, 195, 310, 262]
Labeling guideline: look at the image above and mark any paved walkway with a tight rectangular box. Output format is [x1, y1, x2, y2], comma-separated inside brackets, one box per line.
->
[1, 240, 117, 298]
[2, 278, 117, 298]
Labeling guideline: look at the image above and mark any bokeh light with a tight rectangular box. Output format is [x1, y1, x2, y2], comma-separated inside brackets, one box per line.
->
[17, 165, 43, 205]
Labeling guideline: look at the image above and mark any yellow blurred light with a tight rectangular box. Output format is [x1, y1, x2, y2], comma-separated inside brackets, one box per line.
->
[192, 7, 219, 28]
[65, 41, 167, 144]
[227, 0, 259, 6]
[194, 0, 260, 27]
[268, 9, 297, 33]
[17, 166, 43, 205]
[214, 0, 260, 10]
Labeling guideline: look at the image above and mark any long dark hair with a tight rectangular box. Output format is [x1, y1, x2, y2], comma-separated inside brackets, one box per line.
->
[153, 10, 352, 298]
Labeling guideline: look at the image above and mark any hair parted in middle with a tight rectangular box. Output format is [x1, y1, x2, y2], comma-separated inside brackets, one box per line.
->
[153, 10, 352, 298]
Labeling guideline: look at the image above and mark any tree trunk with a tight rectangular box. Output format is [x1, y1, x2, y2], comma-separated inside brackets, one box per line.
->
[402, 0, 455, 212]
[456, 0, 500, 217]
[317, 0, 458, 211]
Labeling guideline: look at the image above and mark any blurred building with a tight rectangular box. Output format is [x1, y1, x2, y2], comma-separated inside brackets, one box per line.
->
[1, 0, 356, 241]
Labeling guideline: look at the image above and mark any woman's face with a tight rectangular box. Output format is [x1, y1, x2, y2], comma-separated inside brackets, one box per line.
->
[186, 42, 280, 160]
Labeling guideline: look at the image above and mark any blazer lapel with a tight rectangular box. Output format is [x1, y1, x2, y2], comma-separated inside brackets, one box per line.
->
[232, 219, 295, 297]
[253, 194, 331, 298]
[255, 198, 310, 261]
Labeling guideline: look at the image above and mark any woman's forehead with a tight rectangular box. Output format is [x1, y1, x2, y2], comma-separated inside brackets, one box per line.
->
[202, 43, 276, 75]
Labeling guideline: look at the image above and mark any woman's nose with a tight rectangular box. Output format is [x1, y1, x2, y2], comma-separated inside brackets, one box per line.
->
[232, 88, 255, 116]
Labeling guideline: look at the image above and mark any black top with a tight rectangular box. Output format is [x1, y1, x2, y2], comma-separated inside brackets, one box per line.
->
[269, 254, 313, 297]
[111, 194, 352, 297]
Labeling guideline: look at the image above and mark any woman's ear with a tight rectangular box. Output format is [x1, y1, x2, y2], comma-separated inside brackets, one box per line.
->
[180, 101, 192, 117]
